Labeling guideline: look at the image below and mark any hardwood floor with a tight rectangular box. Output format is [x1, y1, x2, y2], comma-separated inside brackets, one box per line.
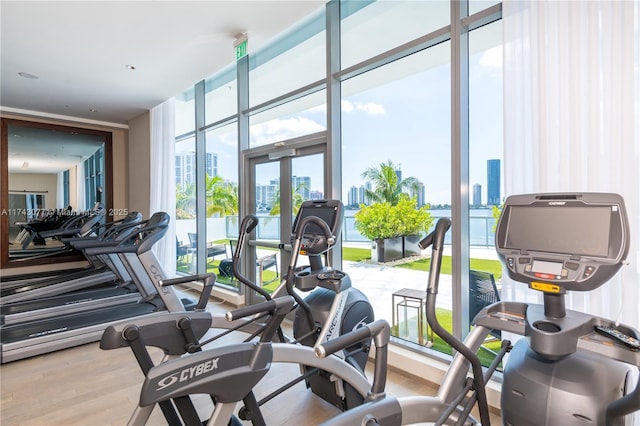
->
[0, 297, 500, 425]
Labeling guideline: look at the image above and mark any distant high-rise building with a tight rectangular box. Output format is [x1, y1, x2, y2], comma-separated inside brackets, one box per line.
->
[292, 176, 311, 200]
[310, 190, 324, 200]
[363, 182, 373, 205]
[487, 159, 501, 205]
[348, 186, 359, 207]
[473, 183, 482, 206]
[412, 181, 426, 206]
[175, 152, 216, 187]
[255, 181, 278, 211]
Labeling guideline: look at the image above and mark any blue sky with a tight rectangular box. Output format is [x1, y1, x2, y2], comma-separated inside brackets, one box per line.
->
[185, 38, 503, 207]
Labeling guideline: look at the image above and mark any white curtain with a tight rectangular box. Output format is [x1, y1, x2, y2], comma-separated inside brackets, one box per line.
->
[502, 2, 639, 420]
[150, 98, 177, 277]
[503, 0, 640, 326]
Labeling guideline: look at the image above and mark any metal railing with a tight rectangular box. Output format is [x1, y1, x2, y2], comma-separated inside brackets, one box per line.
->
[219, 213, 497, 248]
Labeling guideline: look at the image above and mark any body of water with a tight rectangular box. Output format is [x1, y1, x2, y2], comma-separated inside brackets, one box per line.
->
[251, 208, 498, 247]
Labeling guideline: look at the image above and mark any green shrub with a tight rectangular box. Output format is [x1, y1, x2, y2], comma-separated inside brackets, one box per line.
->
[355, 198, 433, 240]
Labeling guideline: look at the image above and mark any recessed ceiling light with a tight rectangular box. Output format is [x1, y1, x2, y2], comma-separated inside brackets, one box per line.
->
[125, 64, 136, 70]
[18, 72, 39, 79]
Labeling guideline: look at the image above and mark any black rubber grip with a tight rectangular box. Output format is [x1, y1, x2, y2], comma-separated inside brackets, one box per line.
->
[315, 319, 389, 358]
[225, 296, 294, 322]
[159, 274, 214, 287]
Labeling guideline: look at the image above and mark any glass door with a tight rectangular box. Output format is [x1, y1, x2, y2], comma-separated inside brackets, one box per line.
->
[244, 134, 326, 305]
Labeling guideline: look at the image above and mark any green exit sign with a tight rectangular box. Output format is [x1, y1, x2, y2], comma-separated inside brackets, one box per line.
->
[235, 40, 247, 60]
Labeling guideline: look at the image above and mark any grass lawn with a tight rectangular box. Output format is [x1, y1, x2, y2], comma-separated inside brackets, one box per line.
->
[393, 307, 502, 368]
[343, 246, 502, 280]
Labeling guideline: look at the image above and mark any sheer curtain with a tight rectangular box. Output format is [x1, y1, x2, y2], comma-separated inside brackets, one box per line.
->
[150, 98, 177, 277]
[503, 0, 640, 327]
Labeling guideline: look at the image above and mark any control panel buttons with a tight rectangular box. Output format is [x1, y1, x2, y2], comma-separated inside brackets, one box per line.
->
[582, 265, 596, 278]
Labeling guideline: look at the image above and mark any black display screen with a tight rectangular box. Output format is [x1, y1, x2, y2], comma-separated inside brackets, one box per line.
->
[293, 204, 340, 237]
[504, 206, 612, 257]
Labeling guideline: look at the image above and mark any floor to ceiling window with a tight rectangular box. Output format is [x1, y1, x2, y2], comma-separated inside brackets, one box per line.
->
[171, 0, 504, 360]
[341, 41, 453, 352]
[204, 123, 238, 288]
[468, 18, 504, 363]
[175, 87, 197, 275]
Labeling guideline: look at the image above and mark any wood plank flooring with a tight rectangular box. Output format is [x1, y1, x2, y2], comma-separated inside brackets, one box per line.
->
[1, 296, 500, 425]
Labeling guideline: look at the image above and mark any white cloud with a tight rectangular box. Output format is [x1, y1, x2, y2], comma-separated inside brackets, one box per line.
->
[341, 100, 355, 113]
[356, 101, 385, 115]
[341, 99, 384, 115]
[251, 116, 324, 145]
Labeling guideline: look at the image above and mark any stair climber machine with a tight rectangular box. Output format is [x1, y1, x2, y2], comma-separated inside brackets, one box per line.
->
[229, 199, 375, 419]
[488, 192, 640, 425]
[315, 217, 510, 426]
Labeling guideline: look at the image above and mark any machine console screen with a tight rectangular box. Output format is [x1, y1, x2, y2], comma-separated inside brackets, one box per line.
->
[495, 193, 629, 292]
[531, 260, 563, 276]
[504, 206, 611, 257]
[293, 200, 344, 238]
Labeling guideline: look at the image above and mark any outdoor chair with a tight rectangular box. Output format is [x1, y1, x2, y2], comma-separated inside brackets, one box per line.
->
[217, 240, 279, 285]
[187, 232, 227, 262]
[469, 269, 501, 340]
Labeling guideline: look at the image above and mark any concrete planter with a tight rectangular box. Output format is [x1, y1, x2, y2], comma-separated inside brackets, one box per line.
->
[371, 237, 403, 263]
[403, 234, 422, 258]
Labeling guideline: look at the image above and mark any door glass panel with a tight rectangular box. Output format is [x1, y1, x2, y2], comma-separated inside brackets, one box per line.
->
[291, 153, 325, 211]
[251, 150, 325, 295]
[290, 153, 325, 271]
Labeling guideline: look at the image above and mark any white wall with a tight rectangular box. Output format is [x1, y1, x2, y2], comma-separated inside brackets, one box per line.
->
[8, 172, 58, 209]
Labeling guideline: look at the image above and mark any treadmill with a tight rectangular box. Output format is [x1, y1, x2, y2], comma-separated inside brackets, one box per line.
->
[0, 212, 195, 364]
[0, 212, 142, 289]
[1, 214, 145, 326]
[8, 204, 105, 261]
[1, 212, 122, 304]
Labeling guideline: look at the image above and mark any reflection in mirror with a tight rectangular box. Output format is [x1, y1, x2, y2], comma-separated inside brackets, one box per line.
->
[1, 119, 111, 267]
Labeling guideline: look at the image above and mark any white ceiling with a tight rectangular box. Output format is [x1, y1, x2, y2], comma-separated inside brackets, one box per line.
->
[7, 125, 106, 174]
[0, 0, 326, 125]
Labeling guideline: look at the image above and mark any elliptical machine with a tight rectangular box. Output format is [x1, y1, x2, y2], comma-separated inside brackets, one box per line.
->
[234, 199, 375, 412]
[288, 199, 374, 410]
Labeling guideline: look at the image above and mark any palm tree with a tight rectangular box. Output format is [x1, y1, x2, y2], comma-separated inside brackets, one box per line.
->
[361, 160, 421, 205]
[269, 182, 309, 216]
[175, 182, 196, 218]
[205, 174, 238, 217]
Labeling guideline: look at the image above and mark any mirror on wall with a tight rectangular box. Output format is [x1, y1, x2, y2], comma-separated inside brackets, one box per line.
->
[1, 118, 113, 268]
